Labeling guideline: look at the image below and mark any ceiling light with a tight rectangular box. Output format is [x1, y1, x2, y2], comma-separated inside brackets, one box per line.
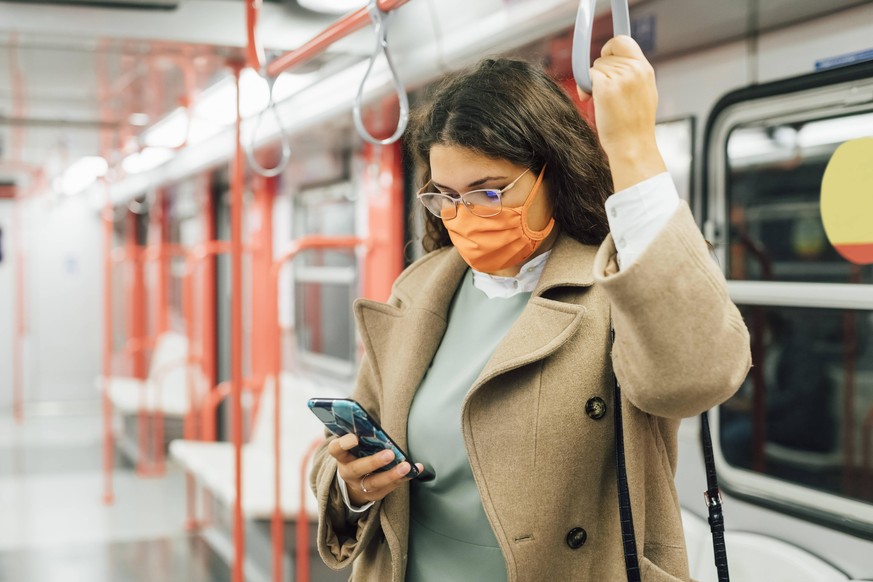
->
[58, 156, 108, 196]
[296, 0, 367, 15]
[143, 107, 189, 148]
[128, 113, 150, 127]
[122, 148, 173, 175]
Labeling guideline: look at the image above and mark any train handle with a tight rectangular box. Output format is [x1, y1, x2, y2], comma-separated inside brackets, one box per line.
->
[244, 74, 292, 178]
[353, 0, 410, 146]
[572, 0, 632, 93]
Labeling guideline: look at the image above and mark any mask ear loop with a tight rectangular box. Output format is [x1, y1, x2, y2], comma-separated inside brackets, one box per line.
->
[519, 165, 556, 240]
[244, 73, 292, 178]
[353, 0, 410, 146]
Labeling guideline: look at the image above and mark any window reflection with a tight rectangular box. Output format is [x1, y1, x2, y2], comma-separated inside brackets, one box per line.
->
[720, 306, 873, 503]
[726, 114, 873, 284]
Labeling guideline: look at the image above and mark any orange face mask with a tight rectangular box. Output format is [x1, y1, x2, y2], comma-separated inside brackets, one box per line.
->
[442, 166, 555, 273]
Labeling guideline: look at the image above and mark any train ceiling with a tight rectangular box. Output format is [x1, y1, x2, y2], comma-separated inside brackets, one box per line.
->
[0, 0, 868, 195]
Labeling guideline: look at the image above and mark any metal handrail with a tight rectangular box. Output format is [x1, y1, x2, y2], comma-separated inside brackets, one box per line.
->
[244, 0, 292, 177]
[353, 0, 410, 145]
[572, 0, 632, 93]
[265, 0, 413, 78]
[243, 75, 292, 178]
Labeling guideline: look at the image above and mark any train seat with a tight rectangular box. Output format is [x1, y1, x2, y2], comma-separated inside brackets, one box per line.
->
[169, 372, 341, 519]
[97, 331, 205, 417]
[683, 508, 849, 582]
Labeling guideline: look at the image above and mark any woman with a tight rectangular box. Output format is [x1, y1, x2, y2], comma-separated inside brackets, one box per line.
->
[311, 36, 751, 581]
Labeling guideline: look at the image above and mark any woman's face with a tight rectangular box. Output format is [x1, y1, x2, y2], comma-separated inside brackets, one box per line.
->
[428, 145, 553, 231]
[428, 144, 558, 276]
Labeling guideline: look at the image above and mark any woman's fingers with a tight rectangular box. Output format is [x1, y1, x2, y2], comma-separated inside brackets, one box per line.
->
[326, 433, 359, 464]
[601, 35, 647, 60]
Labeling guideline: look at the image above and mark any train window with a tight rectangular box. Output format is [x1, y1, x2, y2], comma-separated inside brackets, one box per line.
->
[655, 117, 694, 203]
[706, 67, 873, 534]
[726, 116, 873, 284]
[293, 181, 358, 377]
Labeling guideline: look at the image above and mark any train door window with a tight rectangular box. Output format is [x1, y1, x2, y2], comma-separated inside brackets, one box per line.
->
[655, 117, 695, 204]
[706, 66, 873, 535]
[293, 181, 358, 378]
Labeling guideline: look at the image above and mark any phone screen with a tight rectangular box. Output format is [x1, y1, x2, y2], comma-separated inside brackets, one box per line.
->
[308, 398, 425, 479]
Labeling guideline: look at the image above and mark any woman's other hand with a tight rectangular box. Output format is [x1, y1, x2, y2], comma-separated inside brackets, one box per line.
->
[577, 35, 667, 192]
[328, 433, 424, 507]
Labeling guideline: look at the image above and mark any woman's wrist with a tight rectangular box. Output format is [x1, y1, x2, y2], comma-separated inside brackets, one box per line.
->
[603, 138, 667, 193]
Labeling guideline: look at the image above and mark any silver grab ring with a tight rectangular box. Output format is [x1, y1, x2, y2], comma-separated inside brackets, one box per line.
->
[353, 0, 410, 146]
[245, 74, 292, 178]
[572, 0, 632, 93]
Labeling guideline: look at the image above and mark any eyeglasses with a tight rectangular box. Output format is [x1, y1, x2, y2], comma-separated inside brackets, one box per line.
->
[416, 168, 531, 219]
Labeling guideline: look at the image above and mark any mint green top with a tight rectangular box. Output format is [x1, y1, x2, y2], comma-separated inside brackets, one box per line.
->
[405, 269, 531, 582]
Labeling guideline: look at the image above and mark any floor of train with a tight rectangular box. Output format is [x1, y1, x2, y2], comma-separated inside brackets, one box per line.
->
[0, 402, 230, 582]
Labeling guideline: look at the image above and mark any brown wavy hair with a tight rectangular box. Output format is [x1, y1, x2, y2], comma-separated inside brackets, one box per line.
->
[405, 58, 613, 252]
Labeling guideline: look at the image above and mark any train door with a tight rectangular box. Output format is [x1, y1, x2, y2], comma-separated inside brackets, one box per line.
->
[701, 60, 873, 577]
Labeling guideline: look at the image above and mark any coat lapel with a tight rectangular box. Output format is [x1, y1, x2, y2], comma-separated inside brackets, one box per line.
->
[470, 234, 599, 394]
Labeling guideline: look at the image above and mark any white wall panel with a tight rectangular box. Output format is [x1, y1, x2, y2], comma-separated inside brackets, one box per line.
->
[29, 196, 102, 403]
[0, 201, 14, 411]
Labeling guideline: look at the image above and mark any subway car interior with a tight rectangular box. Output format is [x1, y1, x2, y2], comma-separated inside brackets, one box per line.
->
[1, 0, 872, 580]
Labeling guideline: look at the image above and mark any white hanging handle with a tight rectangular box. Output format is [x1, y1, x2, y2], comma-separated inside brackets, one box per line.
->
[353, 0, 410, 146]
[245, 74, 292, 178]
[572, 0, 632, 93]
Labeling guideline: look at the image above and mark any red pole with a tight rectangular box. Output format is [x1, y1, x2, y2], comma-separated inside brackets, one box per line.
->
[231, 61, 247, 582]
[12, 198, 24, 423]
[101, 181, 115, 504]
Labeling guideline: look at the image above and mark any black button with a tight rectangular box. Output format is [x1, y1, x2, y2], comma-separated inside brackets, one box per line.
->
[566, 527, 587, 549]
[585, 397, 607, 420]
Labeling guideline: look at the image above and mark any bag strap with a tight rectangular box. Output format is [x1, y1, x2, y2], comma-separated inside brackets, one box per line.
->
[611, 328, 730, 581]
[701, 411, 730, 581]
[612, 328, 642, 582]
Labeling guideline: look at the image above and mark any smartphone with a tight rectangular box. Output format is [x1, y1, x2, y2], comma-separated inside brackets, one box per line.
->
[307, 398, 430, 480]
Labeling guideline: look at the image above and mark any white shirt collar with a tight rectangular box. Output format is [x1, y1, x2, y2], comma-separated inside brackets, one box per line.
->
[471, 251, 552, 299]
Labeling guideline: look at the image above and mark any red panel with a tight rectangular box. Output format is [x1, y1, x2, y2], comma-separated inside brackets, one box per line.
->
[835, 242, 873, 265]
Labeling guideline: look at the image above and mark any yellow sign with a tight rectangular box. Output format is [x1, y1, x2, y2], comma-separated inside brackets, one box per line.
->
[820, 138, 873, 265]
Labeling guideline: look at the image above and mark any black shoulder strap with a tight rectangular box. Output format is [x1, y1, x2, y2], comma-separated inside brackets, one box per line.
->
[612, 328, 642, 582]
[612, 329, 730, 581]
[701, 411, 730, 581]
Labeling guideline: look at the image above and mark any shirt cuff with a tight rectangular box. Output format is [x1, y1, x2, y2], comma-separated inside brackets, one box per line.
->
[337, 469, 375, 516]
[605, 172, 681, 269]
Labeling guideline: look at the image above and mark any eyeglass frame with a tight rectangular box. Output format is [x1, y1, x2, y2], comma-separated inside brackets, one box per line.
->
[416, 168, 532, 219]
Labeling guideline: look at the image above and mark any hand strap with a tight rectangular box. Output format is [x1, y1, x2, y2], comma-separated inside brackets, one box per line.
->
[701, 411, 730, 581]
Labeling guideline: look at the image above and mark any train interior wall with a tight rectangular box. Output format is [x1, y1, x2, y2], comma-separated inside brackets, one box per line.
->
[0, 201, 13, 412]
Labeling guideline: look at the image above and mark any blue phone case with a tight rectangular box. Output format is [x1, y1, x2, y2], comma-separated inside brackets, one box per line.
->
[307, 398, 423, 479]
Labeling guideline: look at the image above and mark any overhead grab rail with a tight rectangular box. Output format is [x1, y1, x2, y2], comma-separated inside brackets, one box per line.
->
[572, 0, 632, 93]
[245, 0, 292, 177]
[262, 0, 412, 144]
[353, 0, 410, 145]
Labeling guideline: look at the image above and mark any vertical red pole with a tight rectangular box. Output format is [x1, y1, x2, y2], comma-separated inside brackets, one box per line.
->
[272, 253, 284, 582]
[183, 264, 199, 529]
[127, 212, 148, 379]
[202, 173, 217, 406]
[230, 62, 246, 582]
[12, 198, 24, 423]
[102, 181, 115, 504]
[363, 142, 404, 301]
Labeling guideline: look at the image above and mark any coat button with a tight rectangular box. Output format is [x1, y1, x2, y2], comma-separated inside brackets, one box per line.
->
[566, 527, 587, 549]
[585, 397, 607, 420]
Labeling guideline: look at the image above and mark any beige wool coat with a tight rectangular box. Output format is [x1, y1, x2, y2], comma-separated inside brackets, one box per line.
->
[311, 202, 752, 581]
